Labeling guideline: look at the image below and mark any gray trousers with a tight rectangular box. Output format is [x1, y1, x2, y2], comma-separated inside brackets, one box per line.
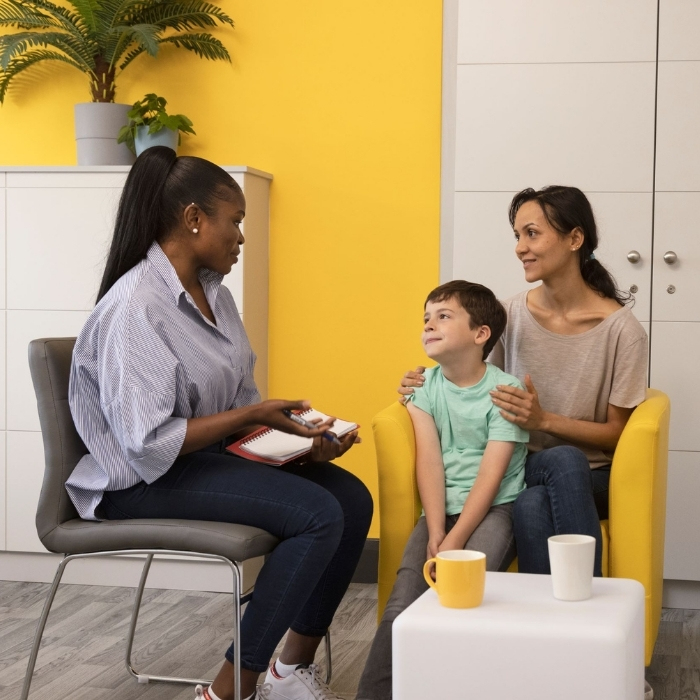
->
[356, 504, 516, 700]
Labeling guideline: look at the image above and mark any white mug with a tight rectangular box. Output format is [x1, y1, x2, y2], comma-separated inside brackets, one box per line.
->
[547, 534, 596, 601]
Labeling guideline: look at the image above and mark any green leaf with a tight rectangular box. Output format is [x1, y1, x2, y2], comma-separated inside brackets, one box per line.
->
[0, 30, 93, 70]
[19, 0, 91, 37]
[65, 0, 100, 33]
[0, 2, 61, 30]
[158, 32, 231, 62]
[0, 49, 84, 103]
[132, 1, 234, 31]
[116, 42, 144, 71]
[108, 23, 160, 57]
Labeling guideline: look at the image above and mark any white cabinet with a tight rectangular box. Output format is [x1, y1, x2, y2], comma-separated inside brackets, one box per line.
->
[0, 166, 271, 556]
[443, 0, 700, 586]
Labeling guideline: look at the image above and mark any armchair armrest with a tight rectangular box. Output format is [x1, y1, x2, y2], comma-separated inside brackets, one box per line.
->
[372, 401, 421, 620]
[609, 388, 670, 665]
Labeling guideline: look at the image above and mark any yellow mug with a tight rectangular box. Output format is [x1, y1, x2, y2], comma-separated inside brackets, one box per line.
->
[423, 550, 486, 608]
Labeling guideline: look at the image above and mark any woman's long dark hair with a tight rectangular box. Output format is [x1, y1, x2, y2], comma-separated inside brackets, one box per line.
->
[508, 185, 630, 306]
[96, 146, 243, 303]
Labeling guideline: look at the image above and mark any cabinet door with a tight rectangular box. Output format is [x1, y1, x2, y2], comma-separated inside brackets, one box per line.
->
[664, 451, 700, 580]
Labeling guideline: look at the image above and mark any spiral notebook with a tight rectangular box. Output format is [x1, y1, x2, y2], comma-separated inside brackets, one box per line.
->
[227, 409, 358, 466]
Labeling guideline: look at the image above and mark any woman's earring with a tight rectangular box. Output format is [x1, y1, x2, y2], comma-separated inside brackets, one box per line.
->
[193, 228, 198, 234]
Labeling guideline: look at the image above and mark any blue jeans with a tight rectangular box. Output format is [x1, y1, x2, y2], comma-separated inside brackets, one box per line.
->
[512, 446, 611, 577]
[98, 444, 374, 673]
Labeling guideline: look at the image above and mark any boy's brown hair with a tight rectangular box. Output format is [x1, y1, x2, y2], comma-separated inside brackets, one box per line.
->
[425, 280, 507, 360]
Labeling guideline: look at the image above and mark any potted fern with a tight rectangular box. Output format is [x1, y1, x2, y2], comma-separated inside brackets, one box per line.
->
[118, 93, 195, 156]
[0, 0, 233, 164]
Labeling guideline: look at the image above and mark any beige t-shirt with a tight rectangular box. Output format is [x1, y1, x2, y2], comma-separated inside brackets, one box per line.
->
[489, 290, 648, 469]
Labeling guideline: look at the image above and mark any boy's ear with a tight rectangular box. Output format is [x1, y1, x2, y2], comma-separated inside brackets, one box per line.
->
[475, 325, 491, 347]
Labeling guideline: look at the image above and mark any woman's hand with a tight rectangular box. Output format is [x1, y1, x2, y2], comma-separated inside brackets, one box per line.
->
[398, 366, 426, 403]
[308, 416, 361, 462]
[489, 374, 547, 431]
[249, 399, 330, 438]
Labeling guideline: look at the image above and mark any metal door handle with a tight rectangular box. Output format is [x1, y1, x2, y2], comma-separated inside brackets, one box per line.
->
[663, 251, 678, 264]
[627, 250, 641, 264]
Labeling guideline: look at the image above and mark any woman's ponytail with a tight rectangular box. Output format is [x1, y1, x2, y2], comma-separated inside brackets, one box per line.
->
[96, 146, 176, 303]
[509, 186, 631, 306]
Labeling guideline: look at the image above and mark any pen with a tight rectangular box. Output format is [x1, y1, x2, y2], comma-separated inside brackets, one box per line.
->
[282, 409, 342, 445]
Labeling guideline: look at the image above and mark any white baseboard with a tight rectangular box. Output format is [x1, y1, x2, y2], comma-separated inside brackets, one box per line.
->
[663, 579, 700, 610]
[0, 550, 264, 593]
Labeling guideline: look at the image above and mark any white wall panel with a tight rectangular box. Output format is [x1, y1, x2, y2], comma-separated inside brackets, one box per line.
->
[0, 313, 6, 431]
[656, 62, 700, 192]
[0, 432, 5, 550]
[457, 0, 657, 65]
[6, 187, 119, 310]
[452, 192, 535, 301]
[7, 310, 91, 432]
[650, 322, 700, 452]
[6, 430, 46, 553]
[652, 193, 700, 322]
[664, 451, 700, 580]
[659, 0, 700, 61]
[587, 193, 652, 324]
[454, 63, 656, 193]
[0, 187, 5, 309]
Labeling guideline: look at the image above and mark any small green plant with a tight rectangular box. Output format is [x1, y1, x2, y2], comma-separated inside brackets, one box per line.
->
[117, 93, 195, 154]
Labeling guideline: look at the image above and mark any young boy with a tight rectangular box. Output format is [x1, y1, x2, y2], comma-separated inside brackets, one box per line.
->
[356, 280, 529, 700]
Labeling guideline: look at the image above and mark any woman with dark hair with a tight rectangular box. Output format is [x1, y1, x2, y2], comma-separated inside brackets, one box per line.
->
[400, 185, 647, 575]
[68, 146, 373, 700]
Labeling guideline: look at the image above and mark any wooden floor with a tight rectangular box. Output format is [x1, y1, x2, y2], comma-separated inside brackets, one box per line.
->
[0, 579, 696, 699]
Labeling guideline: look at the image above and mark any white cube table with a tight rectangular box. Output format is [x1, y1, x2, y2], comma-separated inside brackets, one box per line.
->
[393, 571, 644, 700]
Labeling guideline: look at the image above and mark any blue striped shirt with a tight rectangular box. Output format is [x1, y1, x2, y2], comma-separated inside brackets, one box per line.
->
[67, 242, 261, 520]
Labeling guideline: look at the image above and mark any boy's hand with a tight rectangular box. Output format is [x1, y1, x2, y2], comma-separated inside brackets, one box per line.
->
[427, 531, 446, 560]
[438, 531, 467, 553]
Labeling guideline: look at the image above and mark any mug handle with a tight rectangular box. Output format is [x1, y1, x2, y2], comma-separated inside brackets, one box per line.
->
[423, 558, 438, 590]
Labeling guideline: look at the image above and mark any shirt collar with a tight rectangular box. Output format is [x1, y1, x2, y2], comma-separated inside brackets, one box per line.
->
[147, 241, 224, 309]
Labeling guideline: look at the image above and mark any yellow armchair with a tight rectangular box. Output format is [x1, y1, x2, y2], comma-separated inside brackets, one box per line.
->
[372, 389, 670, 666]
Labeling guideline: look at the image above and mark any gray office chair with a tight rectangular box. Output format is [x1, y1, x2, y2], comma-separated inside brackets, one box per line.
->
[23, 337, 332, 700]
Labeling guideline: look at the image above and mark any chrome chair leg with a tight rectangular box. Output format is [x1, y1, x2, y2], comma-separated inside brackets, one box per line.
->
[20, 554, 73, 700]
[124, 552, 223, 687]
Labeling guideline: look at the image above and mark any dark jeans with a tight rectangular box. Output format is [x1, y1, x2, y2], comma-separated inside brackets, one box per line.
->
[356, 505, 516, 700]
[98, 444, 374, 673]
[513, 446, 611, 577]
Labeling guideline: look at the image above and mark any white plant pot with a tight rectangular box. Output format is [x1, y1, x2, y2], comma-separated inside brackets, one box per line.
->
[74, 102, 135, 165]
[134, 125, 179, 156]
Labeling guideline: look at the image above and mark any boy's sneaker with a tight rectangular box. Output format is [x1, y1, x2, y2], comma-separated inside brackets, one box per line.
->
[263, 663, 344, 700]
[644, 680, 654, 700]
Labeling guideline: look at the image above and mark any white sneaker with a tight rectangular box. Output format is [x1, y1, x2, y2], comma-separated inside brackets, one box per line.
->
[194, 683, 272, 700]
[644, 680, 654, 700]
[264, 663, 343, 700]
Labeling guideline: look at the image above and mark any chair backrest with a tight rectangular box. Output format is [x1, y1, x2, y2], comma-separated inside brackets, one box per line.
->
[28, 338, 87, 540]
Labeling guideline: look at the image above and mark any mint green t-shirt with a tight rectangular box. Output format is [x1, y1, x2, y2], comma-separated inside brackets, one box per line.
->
[409, 363, 528, 516]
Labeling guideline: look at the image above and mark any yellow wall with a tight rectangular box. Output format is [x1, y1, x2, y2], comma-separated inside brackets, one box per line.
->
[0, 1, 443, 536]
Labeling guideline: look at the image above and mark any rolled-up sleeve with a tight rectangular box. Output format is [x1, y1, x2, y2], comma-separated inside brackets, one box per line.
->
[104, 384, 187, 483]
